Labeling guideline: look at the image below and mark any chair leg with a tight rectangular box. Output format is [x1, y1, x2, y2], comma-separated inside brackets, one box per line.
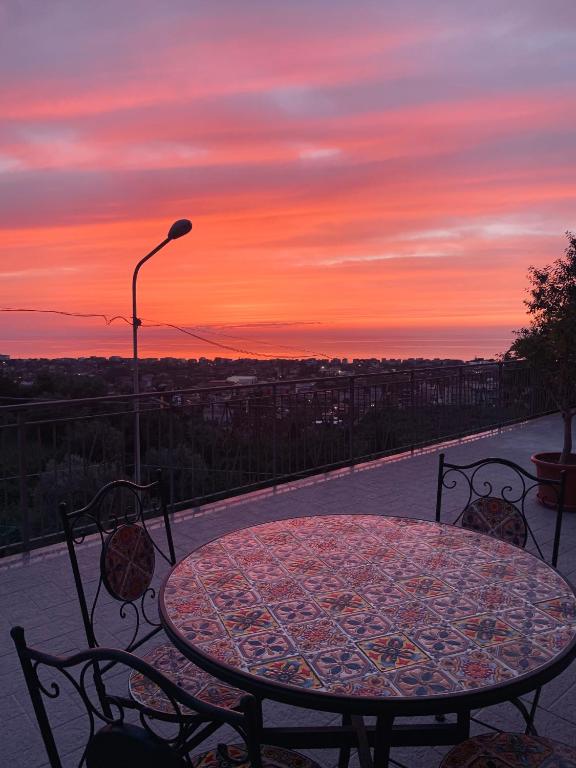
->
[509, 697, 539, 736]
[526, 687, 541, 735]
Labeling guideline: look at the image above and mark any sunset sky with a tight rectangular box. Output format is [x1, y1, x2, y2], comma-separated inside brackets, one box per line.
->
[1, 0, 575, 360]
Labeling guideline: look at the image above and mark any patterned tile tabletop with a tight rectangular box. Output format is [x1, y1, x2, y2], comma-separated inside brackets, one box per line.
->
[161, 516, 576, 704]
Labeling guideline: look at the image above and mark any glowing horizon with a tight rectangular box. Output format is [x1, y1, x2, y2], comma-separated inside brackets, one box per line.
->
[1, 1, 575, 360]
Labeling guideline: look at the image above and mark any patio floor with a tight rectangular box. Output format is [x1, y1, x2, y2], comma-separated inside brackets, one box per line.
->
[1, 413, 575, 767]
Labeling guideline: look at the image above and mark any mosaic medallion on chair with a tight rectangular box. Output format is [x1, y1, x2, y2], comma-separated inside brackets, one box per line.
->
[310, 647, 375, 683]
[222, 606, 279, 637]
[315, 590, 371, 617]
[337, 611, 393, 640]
[392, 663, 458, 697]
[410, 624, 472, 659]
[501, 606, 559, 635]
[424, 594, 479, 621]
[101, 524, 155, 602]
[357, 633, 430, 671]
[237, 631, 295, 663]
[439, 732, 576, 768]
[493, 639, 553, 674]
[438, 647, 514, 691]
[249, 655, 322, 689]
[193, 744, 324, 768]
[461, 496, 527, 547]
[453, 614, 520, 646]
[536, 596, 576, 623]
[397, 575, 454, 599]
[269, 599, 324, 625]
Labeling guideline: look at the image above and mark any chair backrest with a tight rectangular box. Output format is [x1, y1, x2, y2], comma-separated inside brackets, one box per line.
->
[11, 625, 259, 768]
[435, 453, 566, 567]
[59, 471, 176, 653]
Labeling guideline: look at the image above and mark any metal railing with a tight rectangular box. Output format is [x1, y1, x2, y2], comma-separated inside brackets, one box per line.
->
[0, 360, 554, 556]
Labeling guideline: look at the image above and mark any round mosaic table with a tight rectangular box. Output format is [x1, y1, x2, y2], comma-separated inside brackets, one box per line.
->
[159, 515, 576, 718]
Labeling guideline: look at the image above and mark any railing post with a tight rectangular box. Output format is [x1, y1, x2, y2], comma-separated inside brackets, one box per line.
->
[272, 384, 278, 481]
[498, 361, 504, 428]
[168, 405, 175, 511]
[348, 377, 355, 460]
[410, 370, 415, 453]
[17, 412, 30, 552]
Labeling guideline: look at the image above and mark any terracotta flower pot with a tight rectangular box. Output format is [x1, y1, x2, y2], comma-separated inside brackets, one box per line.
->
[531, 452, 576, 512]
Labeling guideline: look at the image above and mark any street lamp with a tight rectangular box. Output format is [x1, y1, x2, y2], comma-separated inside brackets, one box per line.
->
[132, 219, 192, 483]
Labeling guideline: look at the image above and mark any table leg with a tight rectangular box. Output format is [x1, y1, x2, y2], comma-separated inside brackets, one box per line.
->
[373, 714, 394, 768]
[338, 714, 352, 768]
[351, 715, 373, 768]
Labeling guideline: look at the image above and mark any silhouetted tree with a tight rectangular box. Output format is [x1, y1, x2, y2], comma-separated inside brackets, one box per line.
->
[506, 232, 576, 463]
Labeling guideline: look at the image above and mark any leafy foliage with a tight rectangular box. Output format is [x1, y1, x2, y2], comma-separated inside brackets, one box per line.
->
[506, 232, 576, 462]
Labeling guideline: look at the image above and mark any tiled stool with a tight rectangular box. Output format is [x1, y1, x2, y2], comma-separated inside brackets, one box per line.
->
[191, 744, 322, 768]
[440, 732, 576, 768]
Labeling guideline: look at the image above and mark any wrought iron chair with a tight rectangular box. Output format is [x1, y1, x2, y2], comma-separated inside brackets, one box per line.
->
[12, 625, 321, 768]
[435, 453, 566, 567]
[59, 473, 249, 719]
[435, 453, 567, 734]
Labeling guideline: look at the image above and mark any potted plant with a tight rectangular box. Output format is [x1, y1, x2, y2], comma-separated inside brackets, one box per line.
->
[505, 231, 576, 510]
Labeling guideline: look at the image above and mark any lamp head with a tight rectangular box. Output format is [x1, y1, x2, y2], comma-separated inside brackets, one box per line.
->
[167, 219, 192, 240]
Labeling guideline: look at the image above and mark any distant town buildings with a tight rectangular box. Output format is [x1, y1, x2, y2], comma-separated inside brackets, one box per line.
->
[0, 353, 498, 404]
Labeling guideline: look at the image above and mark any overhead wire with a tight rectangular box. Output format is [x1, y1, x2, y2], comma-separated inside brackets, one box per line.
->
[0, 307, 331, 359]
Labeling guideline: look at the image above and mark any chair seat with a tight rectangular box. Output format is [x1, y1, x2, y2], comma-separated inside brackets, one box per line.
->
[129, 643, 244, 714]
[191, 744, 322, 768]
[440, 732, 576, 768]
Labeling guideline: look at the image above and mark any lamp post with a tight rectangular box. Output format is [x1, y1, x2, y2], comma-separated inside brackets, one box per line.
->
[132, 219, 192, 484]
